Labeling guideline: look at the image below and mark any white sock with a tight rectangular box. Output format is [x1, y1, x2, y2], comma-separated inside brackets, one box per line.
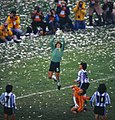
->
[57, 79, 61, 86]
[52, 75, 57, 80]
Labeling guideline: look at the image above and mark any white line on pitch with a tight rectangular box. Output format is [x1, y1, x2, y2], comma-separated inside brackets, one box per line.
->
[16, 76, 115, 100]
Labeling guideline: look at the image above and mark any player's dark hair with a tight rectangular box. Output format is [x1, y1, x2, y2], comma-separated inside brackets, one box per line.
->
[80, 62, 87, 70]
[98, 83, 107, 94]
[6, 85, 13, 93]
[55, 41, 62, 48]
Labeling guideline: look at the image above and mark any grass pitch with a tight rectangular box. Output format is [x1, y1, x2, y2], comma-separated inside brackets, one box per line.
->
[0, 0, 115, 120]
[0, 25, 115, 120]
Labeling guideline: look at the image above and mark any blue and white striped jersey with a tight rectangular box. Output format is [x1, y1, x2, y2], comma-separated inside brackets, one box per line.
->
[90, 91, 111, 107]
[0, 92, 16, 108]
[76, 69, 89, 84]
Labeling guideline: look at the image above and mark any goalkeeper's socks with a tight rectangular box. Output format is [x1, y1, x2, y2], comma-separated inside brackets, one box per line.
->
[57, 80, 61, 90]
[52, 75, 57, 82]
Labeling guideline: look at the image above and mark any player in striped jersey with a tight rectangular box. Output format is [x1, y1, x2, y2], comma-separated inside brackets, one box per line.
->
[90, 83, 111, 120]
[0, 85, 16, 120]
[74, 62, 90, 92]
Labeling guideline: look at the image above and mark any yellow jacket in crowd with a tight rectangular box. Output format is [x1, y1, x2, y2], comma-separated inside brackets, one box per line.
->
[73, 1, 86, 21]
[6, 15, 20, 29]
[0, 24, 13, 39]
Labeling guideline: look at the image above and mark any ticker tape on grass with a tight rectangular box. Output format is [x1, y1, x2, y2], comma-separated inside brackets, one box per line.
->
[16, 75, 115, 100]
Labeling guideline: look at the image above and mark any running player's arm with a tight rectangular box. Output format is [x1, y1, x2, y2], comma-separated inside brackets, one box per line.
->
[0, 93, 5, 105]
[105, 93, 111, 105]
[73, 96, 79, 108]
[13, 94, 17, 109]
[74, 71, 81, 83]
[90, 92, 96, 107]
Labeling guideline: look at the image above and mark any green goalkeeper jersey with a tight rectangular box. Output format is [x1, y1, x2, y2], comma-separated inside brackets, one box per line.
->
[50, 37, 65, 62]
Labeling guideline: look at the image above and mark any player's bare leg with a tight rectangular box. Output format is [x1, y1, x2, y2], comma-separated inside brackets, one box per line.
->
[4, 114, 8, 120]
[11, 114, 16, 120]
[48, 71, 53, 79]
[95, 114, 99, 120]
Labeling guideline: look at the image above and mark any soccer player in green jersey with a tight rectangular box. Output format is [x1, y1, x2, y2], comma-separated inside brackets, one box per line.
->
[48, 36, 65, 90]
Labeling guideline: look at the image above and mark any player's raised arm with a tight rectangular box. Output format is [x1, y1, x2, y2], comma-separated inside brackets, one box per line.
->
[61, 36, 65, 51]
[49, 36, 55, 51]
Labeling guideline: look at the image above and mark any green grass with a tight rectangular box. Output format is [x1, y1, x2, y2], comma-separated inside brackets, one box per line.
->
[0, 25, 115, 120]
[0, 0, 115, 120]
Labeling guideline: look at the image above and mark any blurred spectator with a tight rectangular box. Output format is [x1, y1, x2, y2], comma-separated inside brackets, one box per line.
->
[0, 22, 14, 43]
[73, 0, 86, 30]
[55, 0, 68, 4]
[102, 0, 114, 25]
[45, 9, 59, 34]
[112, 2, 115, 24]
[88, 0, 103, 26]
[56, 0, 73, 31]
[6, 10, 23, 40]
[31, 6, 46, 35]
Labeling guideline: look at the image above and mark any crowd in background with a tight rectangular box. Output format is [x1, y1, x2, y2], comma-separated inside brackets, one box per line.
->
[0, 0, 115, 43]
